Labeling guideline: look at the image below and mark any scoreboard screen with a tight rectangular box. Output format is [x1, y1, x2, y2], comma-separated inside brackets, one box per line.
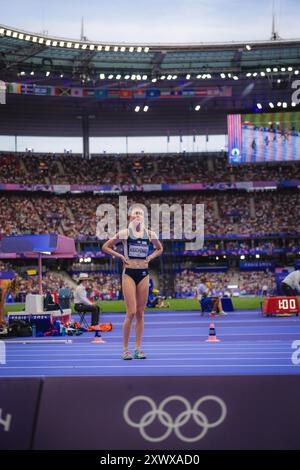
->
[262, 296, 300, 316]
[227, 111, 300, 164]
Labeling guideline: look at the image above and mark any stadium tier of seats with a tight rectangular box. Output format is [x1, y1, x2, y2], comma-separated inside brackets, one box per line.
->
[2, 152, 300, 185]
[174, 269, 276, 297]
[1, 151, 299, 299]
[0, 260, 121, 301]
[0, 189, 299, 238]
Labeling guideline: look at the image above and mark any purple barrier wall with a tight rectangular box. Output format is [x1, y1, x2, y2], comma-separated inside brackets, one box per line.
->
[33, 375, 300, 450]
[1, 180, 300, 194]
[0, 378, 42, 450]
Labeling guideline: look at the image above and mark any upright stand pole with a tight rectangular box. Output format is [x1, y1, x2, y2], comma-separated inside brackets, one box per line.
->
[38, 253, 43, 295]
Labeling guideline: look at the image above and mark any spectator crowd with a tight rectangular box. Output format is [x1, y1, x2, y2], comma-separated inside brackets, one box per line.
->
[2, 151, 300, 185]
[174, 269, 276, 297]
[0, 190, 299, 238]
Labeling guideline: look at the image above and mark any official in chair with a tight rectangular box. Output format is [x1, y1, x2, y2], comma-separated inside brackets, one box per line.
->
[74, 273, 100, 326]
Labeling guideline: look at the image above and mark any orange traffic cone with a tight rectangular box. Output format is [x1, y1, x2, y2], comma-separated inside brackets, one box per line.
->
[92, 329, 106, 344]
[205, 322, 220, 343]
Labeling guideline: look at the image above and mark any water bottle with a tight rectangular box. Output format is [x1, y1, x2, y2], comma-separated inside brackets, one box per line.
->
[62, 325, 66, 336]
[32, 324, 36, 337]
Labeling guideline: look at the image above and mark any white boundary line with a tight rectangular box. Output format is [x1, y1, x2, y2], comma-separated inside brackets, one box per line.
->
[4, 357, 293, 362]
[1, 364, 299, 370]
[6, 352, 293, 357]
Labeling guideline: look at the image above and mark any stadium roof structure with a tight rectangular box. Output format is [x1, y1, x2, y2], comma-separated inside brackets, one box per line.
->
[0, 24, 300, 137]
[1, 24, 300, 80]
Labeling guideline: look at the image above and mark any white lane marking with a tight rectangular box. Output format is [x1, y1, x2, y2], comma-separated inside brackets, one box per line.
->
[4, 353, 292, 360]
[6, 349, 293, 355]
[5, 357, 292, 363]
[4, 340, 291, 346]
[1, 364, 299, 370]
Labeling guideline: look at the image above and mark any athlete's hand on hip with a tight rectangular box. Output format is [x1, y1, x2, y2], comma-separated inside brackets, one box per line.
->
[120, 255, 130, 266]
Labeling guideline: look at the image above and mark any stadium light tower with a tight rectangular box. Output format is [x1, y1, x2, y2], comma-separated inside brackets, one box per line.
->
[271, 0, 281, 40]
[80, 17, 87, 41]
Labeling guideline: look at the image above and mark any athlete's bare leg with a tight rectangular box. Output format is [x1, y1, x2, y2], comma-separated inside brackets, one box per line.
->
[122, 274, 137, 351]
[135, 275, 149, 351]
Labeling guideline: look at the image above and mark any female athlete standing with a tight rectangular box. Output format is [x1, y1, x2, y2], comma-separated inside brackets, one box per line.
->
[102, 206, 163, 360]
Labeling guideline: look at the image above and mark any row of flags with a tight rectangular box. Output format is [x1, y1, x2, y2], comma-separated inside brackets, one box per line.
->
[6, 83, 232, 99]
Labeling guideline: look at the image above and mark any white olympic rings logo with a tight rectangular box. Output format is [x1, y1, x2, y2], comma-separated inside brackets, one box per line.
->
[123, 394, 227, 443]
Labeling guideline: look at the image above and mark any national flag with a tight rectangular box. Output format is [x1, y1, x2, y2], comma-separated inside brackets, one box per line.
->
[170, 90, 182, 98]
[71, 87, 83, 97]
[195, 88, 209, 97]
[195, 86, 232, 97]
[12, 83, 22, 94]
[119, 89, 132, 99]
[55, 87, 71, 96]
[6, 83, 13, 94]
[95, 89, 108, 99]
[218, 86, 232, 97]
[108, 89, 120, 98]
[34, 86, 51, 96]
[160, 90, 171, 98]
[21, 84, 34, 94]
[182, 89, 195, 97]
[146, 89, 159, 98]
[133, 89, 146, 99]
[206, 87, 223, 96]
[83, 89, 96, 97]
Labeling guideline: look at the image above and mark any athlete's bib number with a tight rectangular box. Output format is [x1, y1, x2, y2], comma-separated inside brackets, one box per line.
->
[128, 244, 149, 258]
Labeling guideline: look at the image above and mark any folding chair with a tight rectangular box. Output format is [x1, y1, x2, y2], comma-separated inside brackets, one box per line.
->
[74, 304, 90, 328]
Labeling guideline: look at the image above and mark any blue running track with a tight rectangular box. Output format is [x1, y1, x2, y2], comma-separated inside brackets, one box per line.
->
[1, 309, 300, 377]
